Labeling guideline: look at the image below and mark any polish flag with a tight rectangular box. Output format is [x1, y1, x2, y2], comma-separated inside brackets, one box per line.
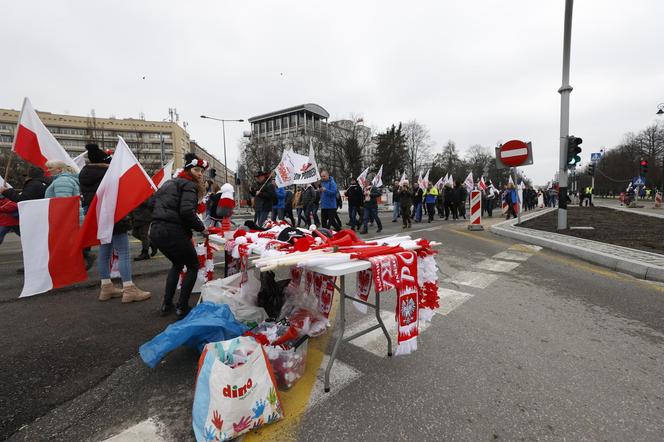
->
[79, 136, 156, 247]
[18, 196, 87, 298]
[152, 159, 174, 188]
[478, 176, 488, 191]
[12, 97, 80, 173]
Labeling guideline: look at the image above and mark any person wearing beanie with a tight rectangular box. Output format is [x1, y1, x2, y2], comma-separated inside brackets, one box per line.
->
[150, 153, 209, 318]
[79, 143, 151, 302]
[0, 167, 50, 202]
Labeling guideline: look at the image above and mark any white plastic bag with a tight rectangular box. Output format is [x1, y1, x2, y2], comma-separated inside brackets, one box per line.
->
[201, 276, 268, 327]
[192, 336, 284, 441]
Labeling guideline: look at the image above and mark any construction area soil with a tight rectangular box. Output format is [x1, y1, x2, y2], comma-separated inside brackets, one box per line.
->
[519, 207, 664, 255]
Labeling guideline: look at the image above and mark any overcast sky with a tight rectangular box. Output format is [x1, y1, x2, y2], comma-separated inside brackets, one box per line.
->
[3, 0, 663, 184]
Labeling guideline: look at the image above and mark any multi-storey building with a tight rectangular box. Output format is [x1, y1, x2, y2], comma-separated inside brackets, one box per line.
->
[0, 107, 224, 178]
[190, 140, 234, 188]
[248, 103, 330, 143]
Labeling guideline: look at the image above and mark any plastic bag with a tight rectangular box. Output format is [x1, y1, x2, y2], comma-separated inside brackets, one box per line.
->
[264, 337, 308, 390]
[193, 336, 283, 441]
[279, 287, 329, 337]
[139, 302, 249, 368]
[257, 271, 290, 318]
[200, 277, 268, 328]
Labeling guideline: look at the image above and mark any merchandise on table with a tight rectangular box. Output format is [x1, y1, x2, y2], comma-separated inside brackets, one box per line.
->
[264, 337, 308, 390]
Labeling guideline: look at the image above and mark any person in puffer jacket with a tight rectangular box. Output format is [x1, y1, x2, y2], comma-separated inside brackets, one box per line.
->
[150, 153, 209, 318]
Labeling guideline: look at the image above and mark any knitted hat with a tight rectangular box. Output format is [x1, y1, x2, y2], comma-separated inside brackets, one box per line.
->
[184, 153, 208, 170]
[85, 143, 111, 164]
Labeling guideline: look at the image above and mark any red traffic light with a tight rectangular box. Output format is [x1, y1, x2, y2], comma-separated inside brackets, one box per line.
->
[640, 160, 648, 166]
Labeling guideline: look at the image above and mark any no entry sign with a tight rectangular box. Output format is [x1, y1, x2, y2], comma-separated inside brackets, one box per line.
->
[495, 140, 533, 169]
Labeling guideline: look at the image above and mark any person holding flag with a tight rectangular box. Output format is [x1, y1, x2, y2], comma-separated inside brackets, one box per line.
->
[150, 153, 210, 318]
[79, 142, 152, 303]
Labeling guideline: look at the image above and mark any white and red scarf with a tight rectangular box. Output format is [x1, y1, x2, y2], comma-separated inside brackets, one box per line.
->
[352, 269, 373, 313]
[313, 273, 336, 319]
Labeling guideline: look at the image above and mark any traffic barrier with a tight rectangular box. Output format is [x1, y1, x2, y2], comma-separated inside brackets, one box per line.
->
[468, 190, 484, 231]
[655, 191, 662, 209]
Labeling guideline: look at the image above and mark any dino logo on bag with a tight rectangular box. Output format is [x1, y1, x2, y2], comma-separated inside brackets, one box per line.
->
[222, 378, 255, 399]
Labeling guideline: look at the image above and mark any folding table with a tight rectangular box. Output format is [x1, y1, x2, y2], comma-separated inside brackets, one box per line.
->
[307, 260, 393, 392]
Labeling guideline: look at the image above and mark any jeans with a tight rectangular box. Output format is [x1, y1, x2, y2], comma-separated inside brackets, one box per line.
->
[150, 223, 199, 309]
[296, 208, 306, 226]
[392, 203, 401, 221]
[98, 232, 132, 282]
[414, 202, 422, 222]
[275, 208, 285, 220]
[0, 225, 20, 245]
[256, 209, 270, 226]
[348, 205, 360, 228]
[362, 206, 382, 231]
[304, 204, 320, 226]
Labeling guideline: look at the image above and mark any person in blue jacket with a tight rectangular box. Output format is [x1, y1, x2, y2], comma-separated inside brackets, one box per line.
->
[318, 170, 340, 230]
[273, 186, 286, 220]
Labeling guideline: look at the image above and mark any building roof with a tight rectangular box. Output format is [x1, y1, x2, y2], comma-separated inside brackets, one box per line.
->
[248, 103, 330, 123]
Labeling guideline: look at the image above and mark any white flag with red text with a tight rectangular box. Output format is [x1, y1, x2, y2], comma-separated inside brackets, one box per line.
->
[463, 171, 474, 193]
[372, 165, 383, 187]
[152, 159, 174, 188]
[478, 175, 488, 191]
[357, 166, 370, 188]
[399, 171, 407, 185]
[19, 196, 87, 297]
[12, 97, 79, 173]
[78, 137, 156, 247]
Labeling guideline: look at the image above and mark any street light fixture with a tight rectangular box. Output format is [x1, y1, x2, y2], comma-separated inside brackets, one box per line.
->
[656, 103, 664, 115]
[200, 115, 245, 183]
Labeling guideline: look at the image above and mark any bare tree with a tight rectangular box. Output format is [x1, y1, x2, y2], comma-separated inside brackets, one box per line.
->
[327, 118, 373, 183]
[402, 120, 432, 181]
[464, 144, 493, 179]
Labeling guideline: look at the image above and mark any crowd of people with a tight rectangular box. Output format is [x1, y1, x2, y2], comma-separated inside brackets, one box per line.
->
[246, 171, 554, 232]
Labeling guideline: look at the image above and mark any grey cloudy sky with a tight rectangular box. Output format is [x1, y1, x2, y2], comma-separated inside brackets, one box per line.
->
[3, 0, 663, 184]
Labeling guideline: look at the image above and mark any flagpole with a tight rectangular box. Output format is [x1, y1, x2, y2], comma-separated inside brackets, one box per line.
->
[3, 150, 14, 184]
[5, 98, 27, 185]
[256, 171, 274, 193]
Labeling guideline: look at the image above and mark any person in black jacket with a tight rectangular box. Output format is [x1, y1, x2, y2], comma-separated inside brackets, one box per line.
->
[131, 197, 155, 261]
[150, 153, 209, 318]
[0, 167, 50, 202]
[79, 143, 151, 303]
[253, 172, 276, 226]
[345, 178, 363, 230]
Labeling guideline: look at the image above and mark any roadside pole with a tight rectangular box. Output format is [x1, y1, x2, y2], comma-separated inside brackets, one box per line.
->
[557, 0, 574, 230]
[514, 167, 522, 225]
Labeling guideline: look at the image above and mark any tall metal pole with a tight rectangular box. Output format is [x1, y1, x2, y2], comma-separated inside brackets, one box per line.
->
[557, 0, 574, 230]
[222, 120, 228, 183]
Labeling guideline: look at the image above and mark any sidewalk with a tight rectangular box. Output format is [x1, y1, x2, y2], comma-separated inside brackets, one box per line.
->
[490, 208, 664, 283]
[593, 197, 664, 219]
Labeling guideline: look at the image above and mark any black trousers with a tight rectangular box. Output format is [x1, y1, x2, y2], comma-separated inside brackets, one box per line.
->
[132, 223, 151, 253]
[150, 223, 199, 309]
[426, 203, 436, 222]
[321, 208, 340, 230]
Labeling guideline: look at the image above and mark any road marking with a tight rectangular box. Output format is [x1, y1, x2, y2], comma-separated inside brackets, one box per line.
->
[492, 250, 532, 262]
[437, 289, 475, 315]
[445, 271, 498, 289]
[307, 355, 363, 410]
[103, 417, 165, 441]
[474, 259, 521, 273]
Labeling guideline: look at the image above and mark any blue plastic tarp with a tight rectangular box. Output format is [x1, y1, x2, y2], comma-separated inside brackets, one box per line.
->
[139, 302, 249, 368]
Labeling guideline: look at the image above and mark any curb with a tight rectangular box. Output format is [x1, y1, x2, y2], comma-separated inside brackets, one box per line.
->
[490, 209, 664, 283]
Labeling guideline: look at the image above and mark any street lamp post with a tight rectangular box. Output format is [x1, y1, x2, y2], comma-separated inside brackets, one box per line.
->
[657, 104, 664, 192]
[200, 115, 244, 183]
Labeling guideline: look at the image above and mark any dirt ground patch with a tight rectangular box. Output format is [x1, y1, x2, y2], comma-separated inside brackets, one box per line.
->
[519, 207, 664, 255]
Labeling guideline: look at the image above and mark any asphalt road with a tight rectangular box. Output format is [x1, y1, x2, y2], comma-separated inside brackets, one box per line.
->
[4, 210, 664, 441]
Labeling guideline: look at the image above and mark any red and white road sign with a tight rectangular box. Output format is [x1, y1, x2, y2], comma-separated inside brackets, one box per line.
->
[470, 190, 482, 225]
[499, 140, 529, 168]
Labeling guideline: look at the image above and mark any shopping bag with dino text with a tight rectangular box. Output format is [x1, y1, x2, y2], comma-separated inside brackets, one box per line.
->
[192, 336, 283, 441]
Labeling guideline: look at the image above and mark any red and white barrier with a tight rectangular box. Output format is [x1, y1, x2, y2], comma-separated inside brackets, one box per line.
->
[468, 190, 484, 231]
[655, 191, 662, 208]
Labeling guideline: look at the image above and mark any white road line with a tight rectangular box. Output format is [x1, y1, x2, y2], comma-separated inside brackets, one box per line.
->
[492, 250, 532, 262]
[474, 259, 521, 273]
[103, 417, 165, 441]
[445, 271, 498, 289]
[308, 355, 363, 410]
[437, 289, 474, 315]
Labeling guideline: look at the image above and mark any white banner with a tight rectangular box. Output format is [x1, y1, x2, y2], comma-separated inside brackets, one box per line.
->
[0, 173, 12, 188]
[274, 142, 320, 188]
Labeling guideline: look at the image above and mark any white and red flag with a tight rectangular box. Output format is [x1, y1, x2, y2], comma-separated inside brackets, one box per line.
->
[417, 171, 423, 188]
[12, 97, 79, 173]
[151, 159, 174, 188]
[422, 169, 430, 188]
[78, 136, 156, 247]
[18, 196, 87, 297]
[357, 166, 370, 188]
[433, 176, 444, 188]
[399, 171, 407, 185]
[478, 175, 488, 191]
[372, 165, 383, 187]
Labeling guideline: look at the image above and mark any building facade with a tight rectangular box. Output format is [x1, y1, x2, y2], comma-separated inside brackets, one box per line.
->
[190, 140, 235, 188]
[248, 103, 330, 142]
[0, 107, 195, 176]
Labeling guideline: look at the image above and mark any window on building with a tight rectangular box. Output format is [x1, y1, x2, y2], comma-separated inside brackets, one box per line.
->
[261, 122, 266, 134]
[282, 117, 288, 129]
[275, 119, 280, 130]
[267, 120, 273, 132]
[0, 134, 13, 143]
[290, 114, 297, 126]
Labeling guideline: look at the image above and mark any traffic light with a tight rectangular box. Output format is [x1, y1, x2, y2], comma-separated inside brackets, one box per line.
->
[210, 168, 217, 179]
[639, 159, 648, 176]
[588, 163, 595, 176]
[566, 136, 582, 167]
